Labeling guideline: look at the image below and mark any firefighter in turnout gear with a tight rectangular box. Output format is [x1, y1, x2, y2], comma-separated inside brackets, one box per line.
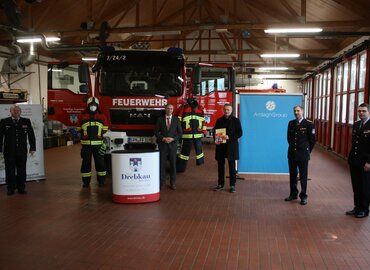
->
[77, 97, 108, 188]
[177, 97, 206, 172]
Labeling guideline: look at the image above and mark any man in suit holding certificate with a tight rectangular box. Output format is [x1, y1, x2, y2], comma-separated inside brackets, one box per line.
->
[213, 104, 243, 193]
[155, 103, 182, 190]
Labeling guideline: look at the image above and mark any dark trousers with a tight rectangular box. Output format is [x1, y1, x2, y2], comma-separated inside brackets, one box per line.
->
[177, 138, 204, 172]
[159, 142, 177, 186]
[217, 159, 236, 187]
[5, 155, 27, 192]
[349, 164, 370, 213]
[80, 146, 106, 184]
[288, 159, 308, 199]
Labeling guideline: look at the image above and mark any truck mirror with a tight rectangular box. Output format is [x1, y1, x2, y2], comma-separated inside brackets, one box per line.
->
[192, 65, 201, 84]
[191, 65, 201, 95]
[192, 84, 200, 95]
[78, 62, 89, 84]
[230, 68, 236, 91]
[79, 84, 88, 93]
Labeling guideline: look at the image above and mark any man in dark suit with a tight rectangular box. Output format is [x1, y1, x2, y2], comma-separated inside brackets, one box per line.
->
[285, 105, 315, 205]
[346, 103, 370, 218]
[155, 103, 182, 190]
[213, 104, 243, 193]
[0, 105, 36, 195]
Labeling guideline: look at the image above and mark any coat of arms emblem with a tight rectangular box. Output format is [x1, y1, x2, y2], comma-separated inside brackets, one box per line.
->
[129, 158, 142, 172]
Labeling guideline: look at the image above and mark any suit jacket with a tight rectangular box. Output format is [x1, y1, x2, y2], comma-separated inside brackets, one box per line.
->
[0, 117, 36, 157]
[154, 115, 182, 144]
[348, 119, 370, 166]
[213, 115, 243, 161]
[287, 118, 315, 161]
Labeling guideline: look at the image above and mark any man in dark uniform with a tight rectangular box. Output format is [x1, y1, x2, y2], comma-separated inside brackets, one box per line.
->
[177, 97, 206, 172]
[213, 104, 243, 193]
[285, 105, 315, 205]
[77, 97, 108, 188]
[346, 103, 370, 218]
[0, 105, 36, 195]
[155, 103, 182, 190]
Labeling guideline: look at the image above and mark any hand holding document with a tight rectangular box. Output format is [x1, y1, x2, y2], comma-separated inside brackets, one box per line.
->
[215, 128, 227, 145]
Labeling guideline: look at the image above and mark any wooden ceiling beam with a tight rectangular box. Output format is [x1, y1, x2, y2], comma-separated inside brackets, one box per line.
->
[48, 19, 370, 37]
[242, 0, 293, 23]
[112, 1, 138, 28]
[182, 49, 337, 55]
[331, 0, 370, 20]
[279, 0, 299, 18]
[98, 0, 137, 24]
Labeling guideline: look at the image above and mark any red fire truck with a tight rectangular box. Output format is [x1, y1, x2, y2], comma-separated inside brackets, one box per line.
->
[188, 63, 236, 136]
[47, 49, 236, 152]
[47, 62, 89, 128]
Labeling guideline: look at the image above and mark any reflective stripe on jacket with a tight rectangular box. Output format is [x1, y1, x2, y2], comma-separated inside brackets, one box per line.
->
[78, 111, 108, 145]
[178, 104, 206, 139]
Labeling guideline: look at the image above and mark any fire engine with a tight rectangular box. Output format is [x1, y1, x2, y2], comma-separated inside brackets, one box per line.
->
[47, 62, 89, 128]
[188, 63, 236, 136]
[47, 49, 236, 153]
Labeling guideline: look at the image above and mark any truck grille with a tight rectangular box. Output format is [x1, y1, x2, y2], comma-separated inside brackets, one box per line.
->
[110, 109, 163, 125]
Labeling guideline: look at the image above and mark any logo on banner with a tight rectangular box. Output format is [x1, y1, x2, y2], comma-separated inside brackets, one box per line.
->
[129, 158, 142, 172]
[69, 113, 78, 124]
[265, 101, 276, 111]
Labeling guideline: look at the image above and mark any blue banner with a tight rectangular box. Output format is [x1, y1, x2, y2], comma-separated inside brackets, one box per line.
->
[238, 94, 302, 174]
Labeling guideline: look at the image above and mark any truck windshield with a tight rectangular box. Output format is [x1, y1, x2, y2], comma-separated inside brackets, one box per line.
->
[99, 51, 184, 97]
[48, 64, 81, 93]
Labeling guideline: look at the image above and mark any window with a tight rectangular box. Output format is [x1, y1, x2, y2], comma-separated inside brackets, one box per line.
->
[348, 93, 355, 124]
[350, 58, 357, 90]
[359, 54, 367, 89]
[343, 62, 348, 93]
[48, 64, 81, 94]
[341, 94, 347, 123]
[336, 65, 342, 93]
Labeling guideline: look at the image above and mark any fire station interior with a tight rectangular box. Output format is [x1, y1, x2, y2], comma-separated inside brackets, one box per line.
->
[1, 0, 370, 269]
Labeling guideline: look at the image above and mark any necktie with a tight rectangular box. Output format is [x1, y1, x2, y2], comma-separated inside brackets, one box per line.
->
[166, 117, 171, 130]
[14, 118, 18, 125]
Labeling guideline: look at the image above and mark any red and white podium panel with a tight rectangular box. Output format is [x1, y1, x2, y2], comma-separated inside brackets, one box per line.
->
[112, 149, 160, 203]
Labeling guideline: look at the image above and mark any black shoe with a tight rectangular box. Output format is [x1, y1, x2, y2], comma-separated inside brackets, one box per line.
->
[355, 211, 369, 218]
[230, 186, 236, 193]
[18, 189, 27, 194]
[284, 196, 297, 201]
[7, 190, 15, 196]
[214, 185, 224, 191]
[300, 198, 308, 205]
[82, 183, 90, 188]
[345, 209, 357, 215]
[170, 184, 177, 190]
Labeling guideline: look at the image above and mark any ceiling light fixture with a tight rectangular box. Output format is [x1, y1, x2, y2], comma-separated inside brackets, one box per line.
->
[131, 30, 181, 36]
[264, 28, 322, 34]
[215, 28, 228, 33]
[261, 53, 300, 58]
[16, 36, 60, 43]
[82, 57, 97, 61]
[259, 67, 289, 71]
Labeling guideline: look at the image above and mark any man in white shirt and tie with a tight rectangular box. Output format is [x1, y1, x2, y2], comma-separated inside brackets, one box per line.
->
[155, 104, 182, 190]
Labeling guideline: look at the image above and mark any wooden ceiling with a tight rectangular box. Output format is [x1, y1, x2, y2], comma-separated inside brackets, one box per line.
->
[1, 0, 370, 77]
